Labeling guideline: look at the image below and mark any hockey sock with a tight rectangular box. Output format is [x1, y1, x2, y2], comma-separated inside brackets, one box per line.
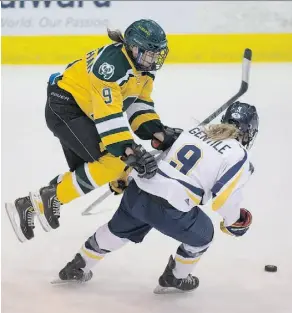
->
[79, 223, 129, 272]
[173, 243, 211, 279]
[56, 155, 125, 204]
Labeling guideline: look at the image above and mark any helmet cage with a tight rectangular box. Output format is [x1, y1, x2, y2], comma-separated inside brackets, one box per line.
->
[135, 46, 169, 71]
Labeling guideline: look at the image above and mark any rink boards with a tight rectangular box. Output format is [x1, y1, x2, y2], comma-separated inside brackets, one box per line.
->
[2, 33, 292, 64]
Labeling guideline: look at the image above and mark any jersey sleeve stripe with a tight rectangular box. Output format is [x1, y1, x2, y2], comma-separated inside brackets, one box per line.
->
[99, 127, 130, 139]
[128, 109, 156, 126]
[101, 130, 133, 147]
[94, 112, 123, 124]
[212, 169, 243, 211]
[126, 101, 155, 120]
[157, 169, 204, 199]
[211, 150, 247, 195]
[130, 112, 161, 132]
[117, 69, 134, 86]
[135, 99, 155, 106]
[123, 97, 139, 111]
[95, 115, 129, 134]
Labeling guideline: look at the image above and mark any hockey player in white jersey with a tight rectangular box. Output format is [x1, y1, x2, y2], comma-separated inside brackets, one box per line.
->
[57, 101, 259, 293]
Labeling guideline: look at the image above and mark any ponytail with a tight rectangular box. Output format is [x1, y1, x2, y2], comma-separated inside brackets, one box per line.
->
[107, 29, 124, 43]
[203, 124, 239, 141]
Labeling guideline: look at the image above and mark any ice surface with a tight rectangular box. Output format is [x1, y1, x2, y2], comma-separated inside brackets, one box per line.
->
[2, 63, 292, 313]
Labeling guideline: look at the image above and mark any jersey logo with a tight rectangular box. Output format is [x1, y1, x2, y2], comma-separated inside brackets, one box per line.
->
[231, 112, 241, 119]
[98, 62, 115, 80]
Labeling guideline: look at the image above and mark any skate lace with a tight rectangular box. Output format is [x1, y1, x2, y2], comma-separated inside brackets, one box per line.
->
[181, 274, 196, 285]
[19, 196, 35, 228]
[52, 197, 61, 217]
[27, 208, 36, 227]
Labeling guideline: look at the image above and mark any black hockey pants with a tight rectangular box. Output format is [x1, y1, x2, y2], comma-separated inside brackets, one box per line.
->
[45, 82, 104, 172]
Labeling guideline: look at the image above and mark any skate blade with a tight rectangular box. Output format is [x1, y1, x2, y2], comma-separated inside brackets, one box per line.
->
[51, 278, 87, 285]
[5, 202, 27, 243]
[153, 285, 193, 294]
[29, 191, 52, 232]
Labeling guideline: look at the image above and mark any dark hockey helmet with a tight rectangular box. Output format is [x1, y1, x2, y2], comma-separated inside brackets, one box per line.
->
[124, 19, 169, 71]
[221, 101, 259, 150]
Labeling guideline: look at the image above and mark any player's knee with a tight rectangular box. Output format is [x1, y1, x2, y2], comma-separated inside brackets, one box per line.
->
[195, 209, 214, 247]
[94, 223, 129, 252]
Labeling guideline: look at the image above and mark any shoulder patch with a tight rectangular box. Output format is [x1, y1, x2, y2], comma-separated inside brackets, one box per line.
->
[92, 44, 131, 83]
[98, 62, 115, 80]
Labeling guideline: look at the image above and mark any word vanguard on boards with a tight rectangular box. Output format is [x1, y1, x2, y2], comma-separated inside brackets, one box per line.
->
[1, 1, 111, 9]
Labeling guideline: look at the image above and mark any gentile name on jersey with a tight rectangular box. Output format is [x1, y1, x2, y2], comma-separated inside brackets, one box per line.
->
[189, 127, 232, 155]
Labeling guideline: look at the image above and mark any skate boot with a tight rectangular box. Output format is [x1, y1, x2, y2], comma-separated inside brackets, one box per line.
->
[58, 253, 93, 283]
[5, 196, 36, 243]
[153, 255, 199, 294]
[30, 184, 61, 232]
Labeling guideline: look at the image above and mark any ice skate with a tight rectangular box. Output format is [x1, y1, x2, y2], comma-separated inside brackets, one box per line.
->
[5, 197, 35, 243]
[30, 184, 61, 232]
[52, 253, 93, 285]
[153, 255, 199, 294]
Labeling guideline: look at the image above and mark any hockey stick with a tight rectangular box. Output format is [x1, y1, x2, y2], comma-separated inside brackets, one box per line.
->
[81, 189, 112, 216]
[82, 48, 252, 216]
[199, 48, 252, 125]
[153, 48, 252, 163]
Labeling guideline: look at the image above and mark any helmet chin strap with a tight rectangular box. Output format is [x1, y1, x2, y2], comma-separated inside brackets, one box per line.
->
[137, 50, 144, 63]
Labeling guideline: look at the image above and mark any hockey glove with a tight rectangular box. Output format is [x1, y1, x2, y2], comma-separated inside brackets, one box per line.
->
[109, 166, 132, 195]
[122, 143, 158, 179]
[220, 208, 252, 237]
[151, 126, 183, 151]
[109, 180, 127, 195]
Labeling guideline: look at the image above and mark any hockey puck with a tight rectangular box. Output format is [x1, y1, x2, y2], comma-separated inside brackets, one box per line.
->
[264, 265, 277, 272]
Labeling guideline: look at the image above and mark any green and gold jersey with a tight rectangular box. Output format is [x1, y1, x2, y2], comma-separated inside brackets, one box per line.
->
[58, 43, 163, 157]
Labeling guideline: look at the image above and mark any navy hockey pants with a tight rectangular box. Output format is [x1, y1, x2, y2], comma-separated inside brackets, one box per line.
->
[108, 181, 214, 247]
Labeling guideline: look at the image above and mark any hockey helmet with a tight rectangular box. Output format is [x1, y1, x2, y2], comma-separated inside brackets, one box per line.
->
[124, 19, 169, 71]
[221, 101, 259, 150]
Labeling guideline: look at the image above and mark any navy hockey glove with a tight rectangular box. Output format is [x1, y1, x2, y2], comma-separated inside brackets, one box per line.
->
[220, 208, 252, 237]
[151, 126, 183, 151]
[122, 143, 158, 179]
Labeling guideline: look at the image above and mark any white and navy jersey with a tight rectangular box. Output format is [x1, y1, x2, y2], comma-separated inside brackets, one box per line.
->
[131, 127, 253, 226]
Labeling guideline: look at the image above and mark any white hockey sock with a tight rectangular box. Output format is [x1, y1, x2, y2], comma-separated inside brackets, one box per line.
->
[79, 223, 129, 272]
[173, 242, 211, 279]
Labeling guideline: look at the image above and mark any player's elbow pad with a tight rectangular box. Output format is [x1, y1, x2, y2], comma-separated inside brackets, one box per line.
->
[220, 208, 252, 237]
